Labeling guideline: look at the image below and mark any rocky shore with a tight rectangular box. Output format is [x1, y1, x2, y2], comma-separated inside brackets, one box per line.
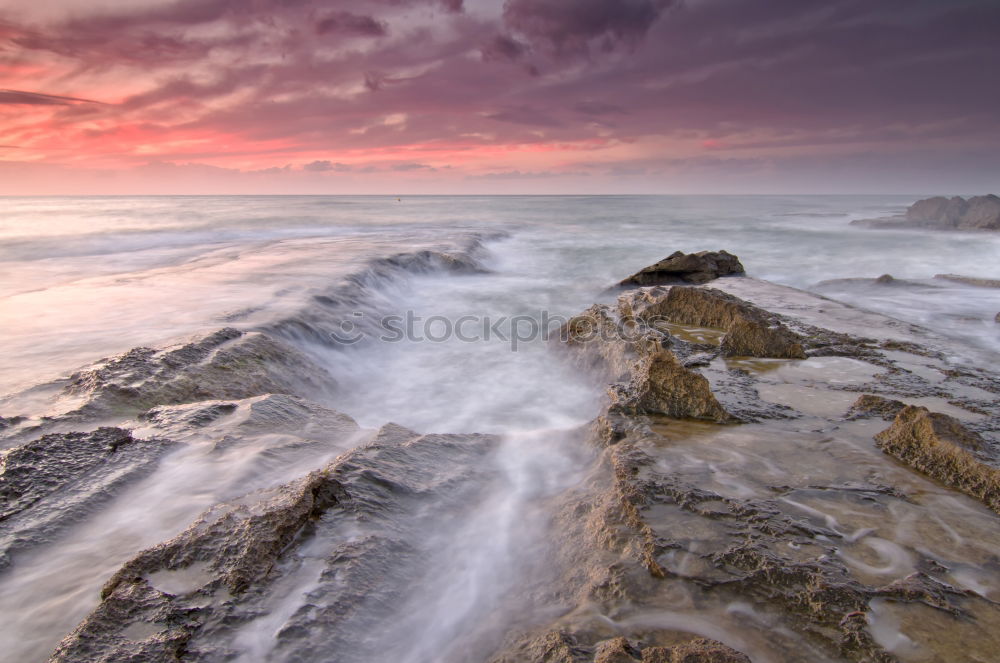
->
[2, 250, 1000, 662]
[852, 194, 1000, 231]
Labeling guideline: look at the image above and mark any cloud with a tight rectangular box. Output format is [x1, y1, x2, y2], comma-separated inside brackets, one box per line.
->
[2, 0, 1000, 193]
[0, 89, 102, 106]
[303, 160, 354, 172]
[481, 34, 529, 62]
[315, 12, 387, 38]
[501, 0, 676, 55]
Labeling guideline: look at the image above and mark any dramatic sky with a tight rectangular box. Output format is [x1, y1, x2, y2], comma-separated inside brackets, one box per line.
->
[1, 0, 998, 194]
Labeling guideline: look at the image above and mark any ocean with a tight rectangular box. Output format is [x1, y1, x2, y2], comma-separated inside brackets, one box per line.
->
[2, 195, 999, 662]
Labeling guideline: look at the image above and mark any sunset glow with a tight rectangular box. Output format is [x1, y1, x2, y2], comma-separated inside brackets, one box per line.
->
[2, 0, 999, 193]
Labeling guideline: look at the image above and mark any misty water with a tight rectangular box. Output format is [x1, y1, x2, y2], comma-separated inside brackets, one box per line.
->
[2, 195, 1000, 662]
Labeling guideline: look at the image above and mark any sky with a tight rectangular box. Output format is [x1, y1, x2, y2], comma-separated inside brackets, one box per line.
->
[0, 0, 998, 195]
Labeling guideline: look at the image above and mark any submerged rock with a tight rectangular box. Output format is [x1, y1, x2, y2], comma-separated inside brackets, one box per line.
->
[933, 274, 1000, 289]
[875, 405, 1000, 514]
[0, 428, 175, 570]
[617, 251, 744, 288]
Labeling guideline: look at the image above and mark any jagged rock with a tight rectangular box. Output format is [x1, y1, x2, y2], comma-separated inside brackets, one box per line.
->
[64, 329, 337, 418]
[846, 394, 906, 421]
[875, 406, 1000, 513]
[719, 317, 806, 359]
[641, 639, 751, 663]
[852, 194, 1000, 231]
[560, 300, 736, 423]
[632, 287, 806, 359]
[50, 425, 498, 663]
[0, 428, 175, 570]
[0, 415, 24, 430]
[617, 251, 744, 288]
[961, 194, 1000, 230]
[609, 351, 734, 423]
[907, 196, 968, 227]
[594, 637, 643, 663]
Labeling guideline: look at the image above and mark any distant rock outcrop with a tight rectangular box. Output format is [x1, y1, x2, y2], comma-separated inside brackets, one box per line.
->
[852, 194, 1000, 231]
[617, 250, 744, 288]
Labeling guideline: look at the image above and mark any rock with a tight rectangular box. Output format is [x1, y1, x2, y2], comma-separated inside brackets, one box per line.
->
[996, 312, 1000, 323]
[846, 394, 907, 421]
[934, 273, 1000, 289]
[588, 637, 752, 663]
[874, 405, 1000, 514]
[906, 196, 967, 227]
[635, 287, 806, 359]
[609, 351, 734, 423]
[719, 316, 807, 360]
[617, 251, 744, 288]
[0, 428, 176, 570]
[961, 194, 1000, 230]
[642, 639, 752, 663]
[853, 195, 1000, 231]
[64, 329, 337, 419]
[874, 273, 894, 284]
[0, 415, 24, 430]
[594, 637, 643, 663]
[559, 298, 736, 423]
[50, 425, 498, 663]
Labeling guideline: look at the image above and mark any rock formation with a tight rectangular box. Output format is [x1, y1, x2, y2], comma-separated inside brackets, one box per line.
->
[4, 252, 1000, 663]
[875, 405, 1000, 514]
[50, 424, 499, 663]
[934, 274, 1000, 289]
[852, 194, 1000, 231]
[617, 251, 744, 288]
[0, 428, 176, 570]
[626, 285, 807, 359]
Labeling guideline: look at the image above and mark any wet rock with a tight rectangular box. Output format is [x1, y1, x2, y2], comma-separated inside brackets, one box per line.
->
[719, 317, 806, 360]
[495, 631, 592, 663]
[610, 351, 734, 423]
[0, 415, 24, 430]
[50, 426, 498, 663]
[617, 251, 744, 288]
[933, 274, 1000, 289]
[813, 275, 934, 290]
[846, 394, 906, 421]
[641, 639, 751, 663]
[0, 428, 175, 570]
[560, 301, 735, 423]
[875, 405, 1000, 514]
[594, 637, 643, 663]
[631, 287, 806, 359]
[64, 329, 337, 419]
[140, 401, 238, 428]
